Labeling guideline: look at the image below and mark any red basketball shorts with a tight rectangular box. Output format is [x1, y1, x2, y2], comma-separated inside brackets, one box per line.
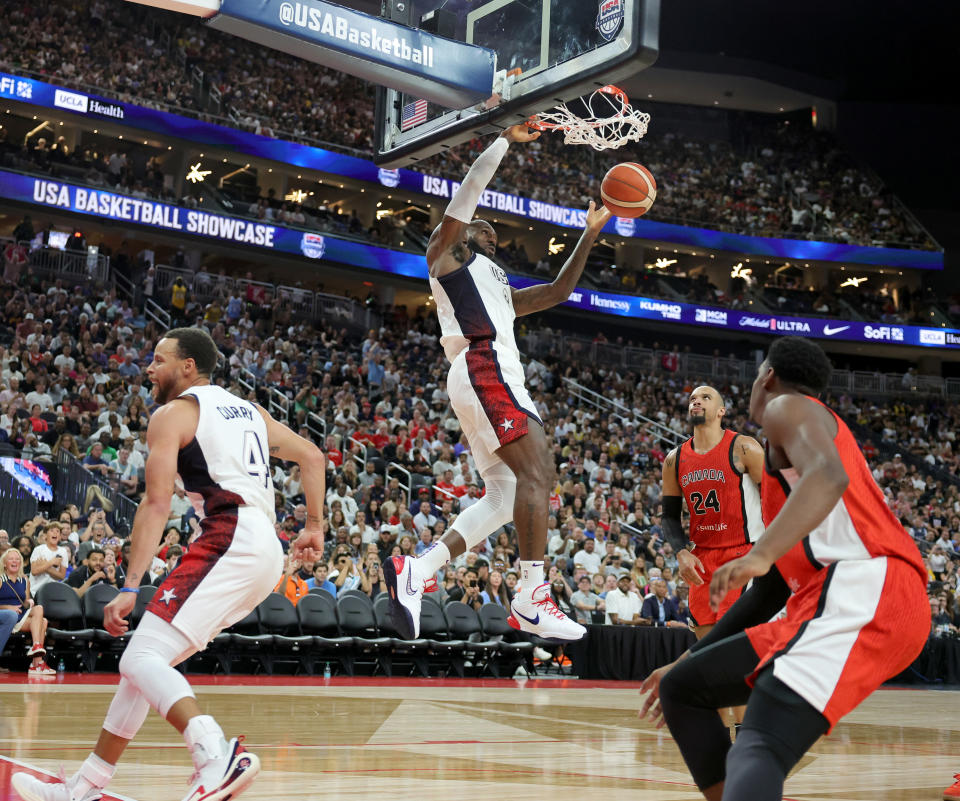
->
[745, 556, 928, 731]
[688, 543, 752, 627]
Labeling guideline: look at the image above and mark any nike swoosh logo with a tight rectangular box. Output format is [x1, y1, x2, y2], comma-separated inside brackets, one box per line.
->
[513, 609, 540, 625]
[405, 565, 415, 596]
[823, 325, 850, 336]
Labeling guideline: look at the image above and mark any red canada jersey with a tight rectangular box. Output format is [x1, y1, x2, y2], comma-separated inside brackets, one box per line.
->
[761, 397, 927, 594]
[676, 428, 764, 549]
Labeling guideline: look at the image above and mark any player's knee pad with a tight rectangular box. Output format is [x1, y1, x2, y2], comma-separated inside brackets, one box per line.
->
[451, 466, 517, 549]
[118, 613, 196, 718]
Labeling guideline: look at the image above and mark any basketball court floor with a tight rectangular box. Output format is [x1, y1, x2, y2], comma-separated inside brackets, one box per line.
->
[0, 674, 956, 800]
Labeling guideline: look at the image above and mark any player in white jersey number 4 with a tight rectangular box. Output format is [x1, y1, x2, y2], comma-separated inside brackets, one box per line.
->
[13, 329, 326, 801]
[384, 124, 610, 641]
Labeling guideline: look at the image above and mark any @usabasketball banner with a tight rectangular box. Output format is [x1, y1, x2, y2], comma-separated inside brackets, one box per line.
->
[0, 71, 944, 271]
[3, 170, 957, 350]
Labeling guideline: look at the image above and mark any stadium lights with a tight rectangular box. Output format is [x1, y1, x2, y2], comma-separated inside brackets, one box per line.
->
[547, 237, 565, 255]
[839, 277, 868, 288]
[186, 163, 211, 183]
[731, 263, 752, 278]
[285, 190, 308, 203]
[654, 258, 676, 269]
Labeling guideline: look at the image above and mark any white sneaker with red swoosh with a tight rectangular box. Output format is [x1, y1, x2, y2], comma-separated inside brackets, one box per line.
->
[383, 555, 438, 640]
[182, 737, 259, 801]
[508, 582, 586, 640]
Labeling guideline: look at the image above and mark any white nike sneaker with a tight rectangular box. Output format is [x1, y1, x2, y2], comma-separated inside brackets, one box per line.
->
[508, 582, 586, 641]
[383, 555, 437, 640]
[182, 737, 259, 801]
[12, 772, 101, 801]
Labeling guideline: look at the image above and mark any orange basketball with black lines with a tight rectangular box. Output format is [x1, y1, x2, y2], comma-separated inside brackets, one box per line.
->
[600, 162, 657, 218]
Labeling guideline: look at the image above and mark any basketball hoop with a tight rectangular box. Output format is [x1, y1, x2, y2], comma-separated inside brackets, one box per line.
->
[528, 85, 650, 151]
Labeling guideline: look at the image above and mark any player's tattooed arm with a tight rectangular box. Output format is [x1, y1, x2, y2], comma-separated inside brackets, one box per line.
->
[733, 435, 765, 483]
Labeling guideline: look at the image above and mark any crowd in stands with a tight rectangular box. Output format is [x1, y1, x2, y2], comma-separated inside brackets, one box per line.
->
[0, 1, 936, 250]
[1, 260, 958, 673]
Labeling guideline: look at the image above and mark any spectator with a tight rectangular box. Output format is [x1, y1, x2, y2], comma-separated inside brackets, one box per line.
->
[604, 574, 643, 625]
[306, 562, 337, 596]
[571, 574, 605, 624]
[480, 569, 511, 608]
[65, 547, 116, 598]
[0, 547, 54, 675]
[639, 578, 687, 628]
[29, 524, 69, 594]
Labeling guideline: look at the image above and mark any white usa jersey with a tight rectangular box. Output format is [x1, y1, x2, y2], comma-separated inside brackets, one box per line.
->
[176, 385, 276, 523]
[429, 251, 520, 364]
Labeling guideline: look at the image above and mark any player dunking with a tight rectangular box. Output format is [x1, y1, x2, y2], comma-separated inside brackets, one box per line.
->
[640, 338, 929, 801]
[661, 385, 764, 635]
[384, 123, 610, 640]
[14, 328, 326, 801]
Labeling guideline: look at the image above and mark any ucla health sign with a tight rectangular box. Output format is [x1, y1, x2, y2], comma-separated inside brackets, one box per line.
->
[0, 71, 944, 271]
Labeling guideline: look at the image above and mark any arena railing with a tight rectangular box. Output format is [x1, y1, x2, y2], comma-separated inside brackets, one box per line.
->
[19, 242, 111, 284]
[560, 377, 684, 448]
[386, 462, 412, 508]
[143, 297, 171, 330]
[306, 412, 326, 445]
[54, 450, 139, 531]
[525, 330, 959, 401]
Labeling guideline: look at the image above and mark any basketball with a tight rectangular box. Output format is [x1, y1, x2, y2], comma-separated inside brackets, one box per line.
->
[600, 162, 657, 218]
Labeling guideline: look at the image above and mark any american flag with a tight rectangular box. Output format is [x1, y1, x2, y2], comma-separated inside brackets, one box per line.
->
[401, 99, 428, 130]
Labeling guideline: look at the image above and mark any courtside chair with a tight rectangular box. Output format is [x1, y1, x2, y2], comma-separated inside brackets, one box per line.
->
[296, 593, 355, 676]
[478, 603, 536, 676]
[373, 596, 430, 678]
[336, 594, 393, 676]
[35, 582, 93, 671]
[442, 602, 502, 677]
[418, 598, 467, 678]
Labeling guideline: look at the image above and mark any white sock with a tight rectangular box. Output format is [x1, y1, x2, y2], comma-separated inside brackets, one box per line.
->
[71, 753, 115, 797]
[183, 715, 228, 767]
[414, 541, 451, 580]
[518, 561, 544, 592]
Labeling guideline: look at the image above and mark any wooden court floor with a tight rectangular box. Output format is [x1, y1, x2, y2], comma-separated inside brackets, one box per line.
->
[0, 675, 957, 800]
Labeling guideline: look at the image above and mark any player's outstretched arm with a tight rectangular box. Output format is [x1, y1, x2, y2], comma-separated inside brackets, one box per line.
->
[255, 405, 326, 557]
[427, 125, 538, 276]
[511, 201, 611, 317]
[710, 395, 848, 606]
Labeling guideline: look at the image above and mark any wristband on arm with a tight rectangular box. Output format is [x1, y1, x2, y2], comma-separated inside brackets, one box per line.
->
[661, 495, 690, 552]
[119, 587, 139, 594]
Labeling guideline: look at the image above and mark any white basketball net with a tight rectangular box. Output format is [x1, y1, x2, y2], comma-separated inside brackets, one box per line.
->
[530, 85, 650, 151]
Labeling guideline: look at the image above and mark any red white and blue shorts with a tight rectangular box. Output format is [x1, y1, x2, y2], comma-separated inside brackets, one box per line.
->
[146, 505, 283, 649]
[447, 341, 542, 475]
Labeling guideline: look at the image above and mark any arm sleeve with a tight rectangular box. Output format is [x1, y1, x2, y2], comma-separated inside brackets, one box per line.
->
[444, 137, 509, 223]
[688, 565, 791, 654]
[661, 495, 688, 552]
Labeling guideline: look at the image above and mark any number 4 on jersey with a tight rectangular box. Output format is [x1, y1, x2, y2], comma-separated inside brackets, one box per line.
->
[243, 430, 269, 489]
[690, 489, 720, 515]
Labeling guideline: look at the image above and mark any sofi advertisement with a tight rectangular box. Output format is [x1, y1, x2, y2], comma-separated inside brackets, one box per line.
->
[3, 169, 957, 350]
[0, 71, 944, 272]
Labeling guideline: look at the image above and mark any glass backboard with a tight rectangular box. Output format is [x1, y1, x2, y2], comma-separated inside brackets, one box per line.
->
[374, 0, 659, 166]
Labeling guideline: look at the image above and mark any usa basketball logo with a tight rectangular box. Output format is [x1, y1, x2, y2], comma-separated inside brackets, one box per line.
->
[596, 0, 624, 42]
[300, 233, 326, 259]
[377, 167, 400, 188]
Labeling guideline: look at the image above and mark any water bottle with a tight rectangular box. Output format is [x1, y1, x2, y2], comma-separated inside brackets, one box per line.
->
[57, 659, 65, 674]
[323, 662, 332, 680]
